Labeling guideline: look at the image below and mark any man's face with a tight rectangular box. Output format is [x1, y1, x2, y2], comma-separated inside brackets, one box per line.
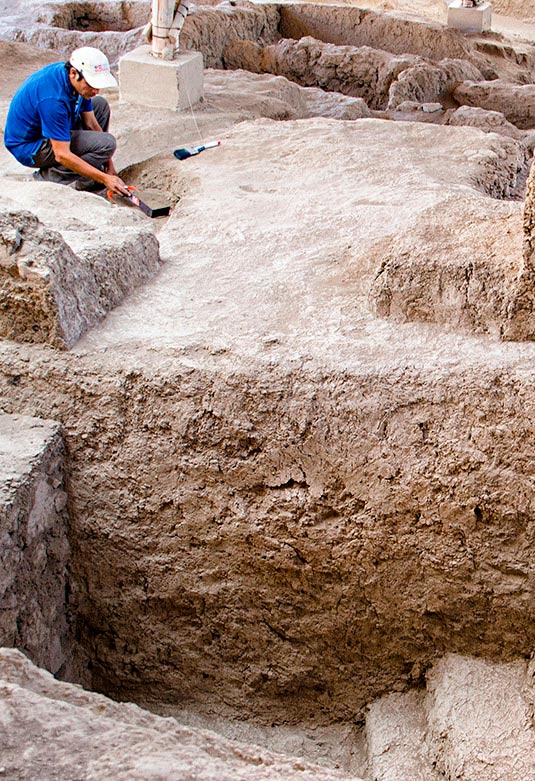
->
[69, 68, 100, 99]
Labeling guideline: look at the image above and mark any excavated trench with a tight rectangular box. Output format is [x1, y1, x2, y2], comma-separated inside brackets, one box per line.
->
[4, 1, 535, 775]
[6, 343, 535, 738]
[36, 0, 150, 32]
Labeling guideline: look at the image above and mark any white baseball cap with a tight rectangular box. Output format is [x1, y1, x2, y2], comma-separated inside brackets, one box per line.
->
[70, 47, 117, 89]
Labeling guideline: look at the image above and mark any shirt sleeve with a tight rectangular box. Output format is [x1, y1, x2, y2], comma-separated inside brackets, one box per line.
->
[81, 98, 93, 113]
[38, 97, 72, 142]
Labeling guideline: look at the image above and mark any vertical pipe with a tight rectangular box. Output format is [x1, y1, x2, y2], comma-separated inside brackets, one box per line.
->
[151, 0, 174, 58]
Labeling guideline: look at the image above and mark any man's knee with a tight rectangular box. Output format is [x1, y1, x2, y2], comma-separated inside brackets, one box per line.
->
[99, 131, 116, 157]
[75, 130, 116, 159]
[70, 128, 116, 162]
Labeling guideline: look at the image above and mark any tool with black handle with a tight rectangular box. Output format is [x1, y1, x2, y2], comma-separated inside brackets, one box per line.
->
[107, 185, 171, 218]
[173, 140, 221, 161]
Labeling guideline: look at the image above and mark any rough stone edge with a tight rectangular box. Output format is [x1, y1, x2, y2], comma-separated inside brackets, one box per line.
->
[0, 414, 77, 679]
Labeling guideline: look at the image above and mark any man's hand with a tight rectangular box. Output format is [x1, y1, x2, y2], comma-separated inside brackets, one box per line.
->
[49, 140, 127, 194]
[103, 173, 130, 196]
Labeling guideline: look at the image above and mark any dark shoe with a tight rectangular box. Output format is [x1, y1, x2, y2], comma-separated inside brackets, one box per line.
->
[74, 178, 106, 193]
[32, 169, 49, 182]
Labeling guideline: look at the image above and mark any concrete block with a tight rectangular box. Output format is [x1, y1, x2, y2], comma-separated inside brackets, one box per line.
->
[119, 45, 204, 111]
[447, 1, 492, 33]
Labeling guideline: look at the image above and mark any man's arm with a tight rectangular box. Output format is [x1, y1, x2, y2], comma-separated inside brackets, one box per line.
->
[80, 110, 103, 132]
[50, 138, 128, 195]
[79, 111, 120, 179]
[80, 112, 119, 175]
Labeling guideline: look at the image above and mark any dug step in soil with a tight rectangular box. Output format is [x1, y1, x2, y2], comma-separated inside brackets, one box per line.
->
[107, 186, 171, 218]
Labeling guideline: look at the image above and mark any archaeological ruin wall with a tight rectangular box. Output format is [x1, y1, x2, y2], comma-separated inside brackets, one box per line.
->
[0, 414, 78, 679]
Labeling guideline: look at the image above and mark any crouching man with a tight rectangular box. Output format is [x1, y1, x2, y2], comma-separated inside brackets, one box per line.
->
[4, 46, 129, 195]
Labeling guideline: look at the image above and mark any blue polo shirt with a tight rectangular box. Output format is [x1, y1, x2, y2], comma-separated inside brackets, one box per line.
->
[4, 62, 93, 166]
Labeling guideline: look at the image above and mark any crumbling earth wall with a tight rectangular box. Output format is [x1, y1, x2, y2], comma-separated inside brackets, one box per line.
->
[0, 189, 162, 349]
[0, 647, 353, 781]
[4, 0, 535, 745]
[3, 346, 535, 725]
[453, 80, 535, 130]
[523, 151, 535, 263]
[4, 646, 535, 779]
[369, 151, 535, 339]
[278, 3, 477, 62]
[491, 0, 535, 18]
[0, 414, 76, 678]
[223, 35, 484, 110]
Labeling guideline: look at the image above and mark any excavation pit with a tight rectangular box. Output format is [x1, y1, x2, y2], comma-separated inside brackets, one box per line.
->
[119, 152, 188, 208]
[4, 115, 535, 730]
[37, 0, 150, 32]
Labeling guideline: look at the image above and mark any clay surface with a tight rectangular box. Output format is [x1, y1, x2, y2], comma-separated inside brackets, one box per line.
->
[425, 654, 535, 780]
[4, 647, 535, 780]
[453, 79, 535, 129]
[365, 652, 535, 781]
[368, 195, 535, 339]
[366, 691, 444, 780]
[5, 105, 535, 717]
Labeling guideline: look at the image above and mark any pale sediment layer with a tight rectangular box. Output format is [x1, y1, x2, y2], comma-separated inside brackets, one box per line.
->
[4, 647, 535, 779]
[0, 647, 355, 781]
[365, 653, 535, 781]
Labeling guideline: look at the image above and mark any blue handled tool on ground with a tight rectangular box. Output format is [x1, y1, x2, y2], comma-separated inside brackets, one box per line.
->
[173, 140, 221, 160]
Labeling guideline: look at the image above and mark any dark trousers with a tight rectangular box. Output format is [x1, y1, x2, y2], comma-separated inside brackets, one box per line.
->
[32, 96, 116, 185]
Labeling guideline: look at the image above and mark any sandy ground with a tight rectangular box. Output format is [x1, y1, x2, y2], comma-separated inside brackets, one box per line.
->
[68, 118, 528, 375]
